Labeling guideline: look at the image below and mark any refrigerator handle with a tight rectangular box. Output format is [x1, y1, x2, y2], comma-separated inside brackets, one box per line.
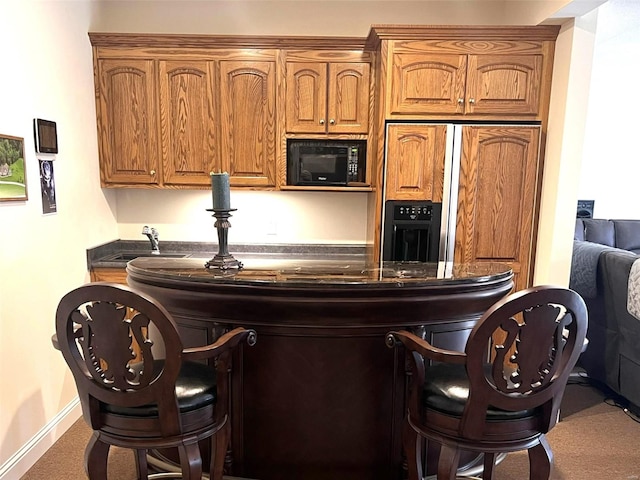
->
[438, 125, 462, 278]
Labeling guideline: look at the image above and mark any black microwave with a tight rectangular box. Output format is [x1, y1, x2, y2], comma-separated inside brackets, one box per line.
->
[287, 139, 367, 186]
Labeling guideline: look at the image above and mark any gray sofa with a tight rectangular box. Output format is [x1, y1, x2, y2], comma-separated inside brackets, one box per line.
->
[571, 218, 640, 411]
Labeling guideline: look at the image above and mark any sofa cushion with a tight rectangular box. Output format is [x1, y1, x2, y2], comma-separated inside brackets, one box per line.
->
[583, 219, 615, 247]
[574, 219, 585, 241]
[614, 221, 640, 252]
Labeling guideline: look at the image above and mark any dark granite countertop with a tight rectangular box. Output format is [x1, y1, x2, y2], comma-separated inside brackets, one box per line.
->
[87, 240, 367, 269]
[126, 256, 513, 288]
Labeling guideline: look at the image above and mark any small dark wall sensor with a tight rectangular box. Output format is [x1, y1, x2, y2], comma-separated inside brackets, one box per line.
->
[33, 118, 58, 154]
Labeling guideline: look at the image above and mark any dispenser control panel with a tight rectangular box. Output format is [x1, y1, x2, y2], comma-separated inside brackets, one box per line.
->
[393, 204, 433, 221]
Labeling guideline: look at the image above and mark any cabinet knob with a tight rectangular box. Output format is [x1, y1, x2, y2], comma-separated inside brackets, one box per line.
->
[457, 98, 464, 105]
[468, 98, 476, 105]
[319, 119, 325, 125]
[150, 169, 156, 175]
[329, 119, 335, 125]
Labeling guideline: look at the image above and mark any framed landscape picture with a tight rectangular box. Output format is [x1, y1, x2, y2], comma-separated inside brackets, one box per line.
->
[0, 134, 27, 202]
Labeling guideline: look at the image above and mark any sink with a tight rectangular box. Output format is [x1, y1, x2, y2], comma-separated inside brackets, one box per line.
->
[105, 253, 189, 261]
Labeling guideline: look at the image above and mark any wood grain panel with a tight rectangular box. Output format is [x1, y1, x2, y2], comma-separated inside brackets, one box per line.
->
[328, 63, 370, 133]
[454, 126, 540, 291]
[97, 59, 159, 185]
[159, 60, 217, 185]
[90, 268, 128, 284]
[389, 53, 466, 115]
[219, 61, 276, 187]
[286, 62, 327, 133]
[385, 124, 446, 201]
[466, 54, 542, 115]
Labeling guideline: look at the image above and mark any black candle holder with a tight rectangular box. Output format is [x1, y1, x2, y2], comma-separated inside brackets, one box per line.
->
[205, 208, 243, 270]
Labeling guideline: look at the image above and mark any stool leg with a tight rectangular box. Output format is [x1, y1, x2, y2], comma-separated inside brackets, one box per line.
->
[84, 432, 110, 480]
[437, 444, 460, 480]
[211, 421, 230, 480]
[483, 452, 496, 480]
[403, 419, 424, 480]
[529, 435, 553, 480]
[178, 442, 203, 480]
[135, 449, 149, 479]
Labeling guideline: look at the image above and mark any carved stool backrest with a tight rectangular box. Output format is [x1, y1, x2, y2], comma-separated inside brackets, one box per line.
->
[56, 282, 184, 435]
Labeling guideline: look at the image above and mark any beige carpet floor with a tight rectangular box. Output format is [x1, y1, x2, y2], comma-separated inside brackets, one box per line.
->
[20, 380, 640, 479]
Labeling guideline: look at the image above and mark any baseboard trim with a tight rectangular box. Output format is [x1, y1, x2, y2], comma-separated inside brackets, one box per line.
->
[0, 397, 81, 480]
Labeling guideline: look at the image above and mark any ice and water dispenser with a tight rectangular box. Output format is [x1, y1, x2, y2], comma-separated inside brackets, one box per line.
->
[382, 200, 442, 263]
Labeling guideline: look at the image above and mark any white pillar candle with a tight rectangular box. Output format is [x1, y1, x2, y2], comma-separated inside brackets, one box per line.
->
[211, 172, 230, 210]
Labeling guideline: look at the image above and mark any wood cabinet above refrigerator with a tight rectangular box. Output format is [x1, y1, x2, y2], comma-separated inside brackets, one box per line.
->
[367, 25, 559, 122]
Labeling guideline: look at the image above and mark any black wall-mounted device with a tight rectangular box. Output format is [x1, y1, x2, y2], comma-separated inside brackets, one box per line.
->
[33, 118, 58, 154]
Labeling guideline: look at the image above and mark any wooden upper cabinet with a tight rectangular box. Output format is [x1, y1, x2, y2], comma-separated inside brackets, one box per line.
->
[158, 60, 217, 186]
[454, 126, 541, 291]
[385, 124, 446, 201]
[466, 54, 542, 115]
[286, 63, 327, 134]
[96, 58, 159, 185]
[219, 61, 276, 187]
[286, 61, 370, 134]
[390, 54, 467, 116]
[388, 40, 547, 119]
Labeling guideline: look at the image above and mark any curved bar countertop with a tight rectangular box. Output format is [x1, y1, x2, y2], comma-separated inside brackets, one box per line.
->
[127, 257, 513, 480]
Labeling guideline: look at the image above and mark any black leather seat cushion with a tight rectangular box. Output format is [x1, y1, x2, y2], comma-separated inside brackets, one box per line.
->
[423, 363, 536, 420]
[104, 360, 217, 417]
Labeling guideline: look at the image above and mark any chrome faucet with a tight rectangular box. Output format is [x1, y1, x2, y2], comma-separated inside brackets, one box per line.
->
[142, 226, 160, 254]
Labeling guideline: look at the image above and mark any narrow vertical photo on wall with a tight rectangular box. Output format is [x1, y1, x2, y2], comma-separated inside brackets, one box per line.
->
[39, 159, 56, 214]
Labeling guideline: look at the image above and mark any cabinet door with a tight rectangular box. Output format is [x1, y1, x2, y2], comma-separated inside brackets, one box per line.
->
[454, 126, 540, 290]
[389, 53, 467, 115]
[327, 63, 370, 133]
[286, 62, 327, 133]
[158, 60, 217, 186]
[465, 55, 543, 115]
[96, 58, 159, 185]
[219, 61, 276, 187]
[385, 124, 447, 201]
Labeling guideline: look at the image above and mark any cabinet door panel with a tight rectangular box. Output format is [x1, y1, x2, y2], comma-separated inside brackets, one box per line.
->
[286, 63, 327, 133]
[159, 60, 216, 185]
[389, 54, 466, 115]
[466, 55, 542, 115]
[220, 61, 276, 187]
[454, 126, 540, 290]
[385, 124, 447, 201]
[97, 59, 158, 184]
[328, 63, 370, 133]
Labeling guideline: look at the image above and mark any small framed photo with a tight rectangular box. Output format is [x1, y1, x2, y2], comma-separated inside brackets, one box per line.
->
[33, 118, 58, 154]
[0, 134, 27, 202]
[39, 159, 56, 214]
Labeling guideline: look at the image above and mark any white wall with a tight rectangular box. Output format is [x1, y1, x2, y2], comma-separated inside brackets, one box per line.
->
[0, 1, 118, 477]
[534, 13, 598, 286]
[0, 0, 602, 477]
[578, 0, 640, 219]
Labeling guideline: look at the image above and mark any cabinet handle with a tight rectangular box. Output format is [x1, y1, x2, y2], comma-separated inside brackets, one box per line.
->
[319, 119, 325, 125]
[329, 119, 335, 125]
[150, 169, 156, 175]
[457, 98, 464, 105]
[468, 98, 476, 105]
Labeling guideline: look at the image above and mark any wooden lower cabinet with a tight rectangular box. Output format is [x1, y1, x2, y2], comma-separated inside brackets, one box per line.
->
[90, 268, 127, 284]
[454, 125, 540, 291]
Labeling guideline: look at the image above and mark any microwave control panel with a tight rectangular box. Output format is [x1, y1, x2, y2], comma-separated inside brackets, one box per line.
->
[347, 146, 360, 183]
